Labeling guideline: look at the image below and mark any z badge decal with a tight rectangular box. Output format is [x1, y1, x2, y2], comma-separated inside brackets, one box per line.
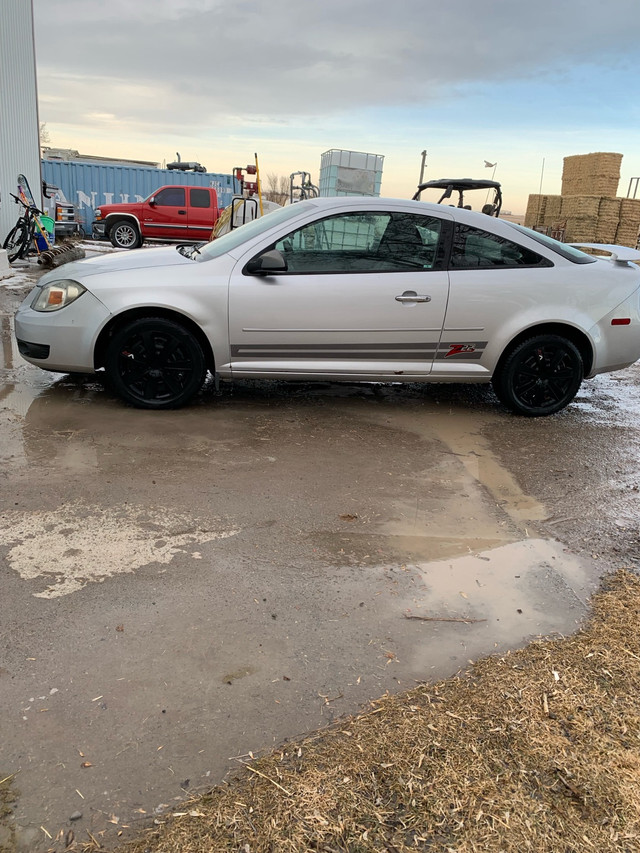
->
[445, 344, 477, 358]
[435, 342, 487, 361]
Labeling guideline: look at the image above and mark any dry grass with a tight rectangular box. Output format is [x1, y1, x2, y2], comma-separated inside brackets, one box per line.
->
[0, 775, 18, 853]
[104, 569, 640, 853]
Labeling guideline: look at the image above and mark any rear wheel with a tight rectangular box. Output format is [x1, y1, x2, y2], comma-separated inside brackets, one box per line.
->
[3, 220, 31, 262]
[492, 334, 583, 416]
[109, 219, 141, 249]
[105, 317, 206, 409]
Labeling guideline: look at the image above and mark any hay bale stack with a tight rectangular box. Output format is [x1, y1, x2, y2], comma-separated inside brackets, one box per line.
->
[524, 194, 562, 227]
[564, 220, 597, 243]
[615, 197, 640, 247]
[542, 195, 562, 225]
[561, 152, 622, 197]
[524, 153, 640, 247]
[596, 198, 622, 243]
[524, 194, 547, 227]
[560, 196, 600, 219]
[559, 196, 601, 243]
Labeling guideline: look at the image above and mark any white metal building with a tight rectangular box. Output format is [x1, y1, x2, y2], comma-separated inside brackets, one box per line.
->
[0, 0, 42, 243]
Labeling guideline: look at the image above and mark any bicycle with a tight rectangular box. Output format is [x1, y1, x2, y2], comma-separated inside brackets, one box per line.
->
[3, 191, 51, 263]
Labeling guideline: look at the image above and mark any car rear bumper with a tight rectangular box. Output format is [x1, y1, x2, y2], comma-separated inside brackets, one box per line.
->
[588, 289, 640, 376]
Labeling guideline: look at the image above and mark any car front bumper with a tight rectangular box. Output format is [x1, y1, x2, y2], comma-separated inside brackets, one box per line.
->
[15, 289, 110, 373]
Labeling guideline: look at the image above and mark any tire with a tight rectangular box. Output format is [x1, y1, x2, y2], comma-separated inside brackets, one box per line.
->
[492, 334, 583, 417]
[109, 219, 141, 249]
[3, 220, 30, 262]
[105, 317, 206, 409]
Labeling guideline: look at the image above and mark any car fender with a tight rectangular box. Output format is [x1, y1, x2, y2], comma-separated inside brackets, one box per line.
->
[483, 304, 597, 373]
[89, 263, 232, 371]
[104, 212, 142, 235]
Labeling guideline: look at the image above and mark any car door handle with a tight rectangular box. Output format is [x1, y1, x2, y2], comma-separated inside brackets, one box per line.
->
[178, 210, 187, 215]
[395, 292, 431, 303]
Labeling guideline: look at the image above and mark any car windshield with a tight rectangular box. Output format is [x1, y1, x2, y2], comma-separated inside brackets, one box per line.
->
[508, 223, 597, 264]
[191, 201, 319, 261]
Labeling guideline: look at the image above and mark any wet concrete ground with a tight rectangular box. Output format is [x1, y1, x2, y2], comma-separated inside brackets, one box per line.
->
[1, 253, 639, 850]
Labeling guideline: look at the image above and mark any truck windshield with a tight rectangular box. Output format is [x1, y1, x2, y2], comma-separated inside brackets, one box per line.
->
[193, 201, 317, 261]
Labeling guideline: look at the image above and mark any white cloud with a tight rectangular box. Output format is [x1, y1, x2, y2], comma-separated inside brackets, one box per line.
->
[30, 0, 640, 210]
[34, 0, 640, 119]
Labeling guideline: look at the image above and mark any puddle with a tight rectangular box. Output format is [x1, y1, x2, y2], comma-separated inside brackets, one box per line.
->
[397, 538, 597, 675]
[571, 369, 640, 428]
[0, 502, 239, 597]
[397, 409, 548, 527]
[314, 531, 512, 565]
[312, 403, 545, 567]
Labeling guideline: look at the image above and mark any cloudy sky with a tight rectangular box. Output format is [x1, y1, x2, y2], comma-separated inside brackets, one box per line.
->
[33, 0, 640, 213]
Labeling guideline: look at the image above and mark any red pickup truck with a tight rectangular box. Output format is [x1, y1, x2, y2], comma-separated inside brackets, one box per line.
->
[93, 185, 222, 249]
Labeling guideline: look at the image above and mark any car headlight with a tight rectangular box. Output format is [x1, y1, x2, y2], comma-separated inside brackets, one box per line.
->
[94, 208, 102, 220]
[31, 279, 87, 312]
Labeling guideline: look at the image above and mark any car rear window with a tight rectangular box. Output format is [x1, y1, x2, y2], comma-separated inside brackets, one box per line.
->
[450, 224, 552, 269]
[508, 224, 597, 264]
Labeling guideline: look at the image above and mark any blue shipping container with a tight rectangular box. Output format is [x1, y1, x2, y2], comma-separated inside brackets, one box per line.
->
[41, 160, 241, 232]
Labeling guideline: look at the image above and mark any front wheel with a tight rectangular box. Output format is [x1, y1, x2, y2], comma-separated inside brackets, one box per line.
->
[109, 219, 141, 249]
[3, 220, 31, 262]
[105, 317, 206, 409]
[492, 334, 583, 417]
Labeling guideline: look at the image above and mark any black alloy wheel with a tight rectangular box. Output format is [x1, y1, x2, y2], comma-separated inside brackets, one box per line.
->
[492, 334, 583, 417]
[105, 317, 206, 409]
[3, 220, 31, 262]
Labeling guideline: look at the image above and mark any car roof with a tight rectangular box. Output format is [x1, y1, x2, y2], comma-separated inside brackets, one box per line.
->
[291, 195, 504, 226]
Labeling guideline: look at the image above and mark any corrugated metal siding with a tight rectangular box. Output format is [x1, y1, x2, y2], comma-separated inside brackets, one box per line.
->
[0, 0, 42, 243]
[41, 161, 241, 231]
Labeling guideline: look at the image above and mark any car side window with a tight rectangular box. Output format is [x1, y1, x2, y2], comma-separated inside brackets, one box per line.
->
[272, 212, 443, 273]
[450, 224, 552, 269]
[190, 188, 211, 208]
[154, 187, 186, 207]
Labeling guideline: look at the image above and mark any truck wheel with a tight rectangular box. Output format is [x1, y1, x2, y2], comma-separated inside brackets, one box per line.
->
[105, 317, 206, 409]
[109, 220, 141, 249]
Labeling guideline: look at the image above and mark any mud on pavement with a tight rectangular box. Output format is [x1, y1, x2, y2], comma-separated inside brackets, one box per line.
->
[1, 260, 639, 850]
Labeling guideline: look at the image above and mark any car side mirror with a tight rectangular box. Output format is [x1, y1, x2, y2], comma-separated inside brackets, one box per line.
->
[149, 196, 156, 206]
[245, 249, 288, 275]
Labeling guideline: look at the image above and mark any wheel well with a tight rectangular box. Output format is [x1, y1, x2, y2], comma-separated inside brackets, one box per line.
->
[495, 323, 593, 377]
[94, 309, 215, 372]
[105, 215, 139, 237]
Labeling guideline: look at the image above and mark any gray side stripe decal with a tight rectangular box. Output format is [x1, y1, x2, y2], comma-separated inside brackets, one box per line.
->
[231, 341, 488, 360]
[232, 346, 439, 360]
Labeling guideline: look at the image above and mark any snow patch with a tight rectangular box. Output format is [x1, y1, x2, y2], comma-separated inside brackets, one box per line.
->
[0, 501, 239, 598]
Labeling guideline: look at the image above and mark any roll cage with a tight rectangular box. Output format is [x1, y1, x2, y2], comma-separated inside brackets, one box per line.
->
[413, 178, 503, 217]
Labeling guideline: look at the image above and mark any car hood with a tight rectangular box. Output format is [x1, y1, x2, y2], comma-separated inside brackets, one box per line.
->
[37, 246, 192, 285]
